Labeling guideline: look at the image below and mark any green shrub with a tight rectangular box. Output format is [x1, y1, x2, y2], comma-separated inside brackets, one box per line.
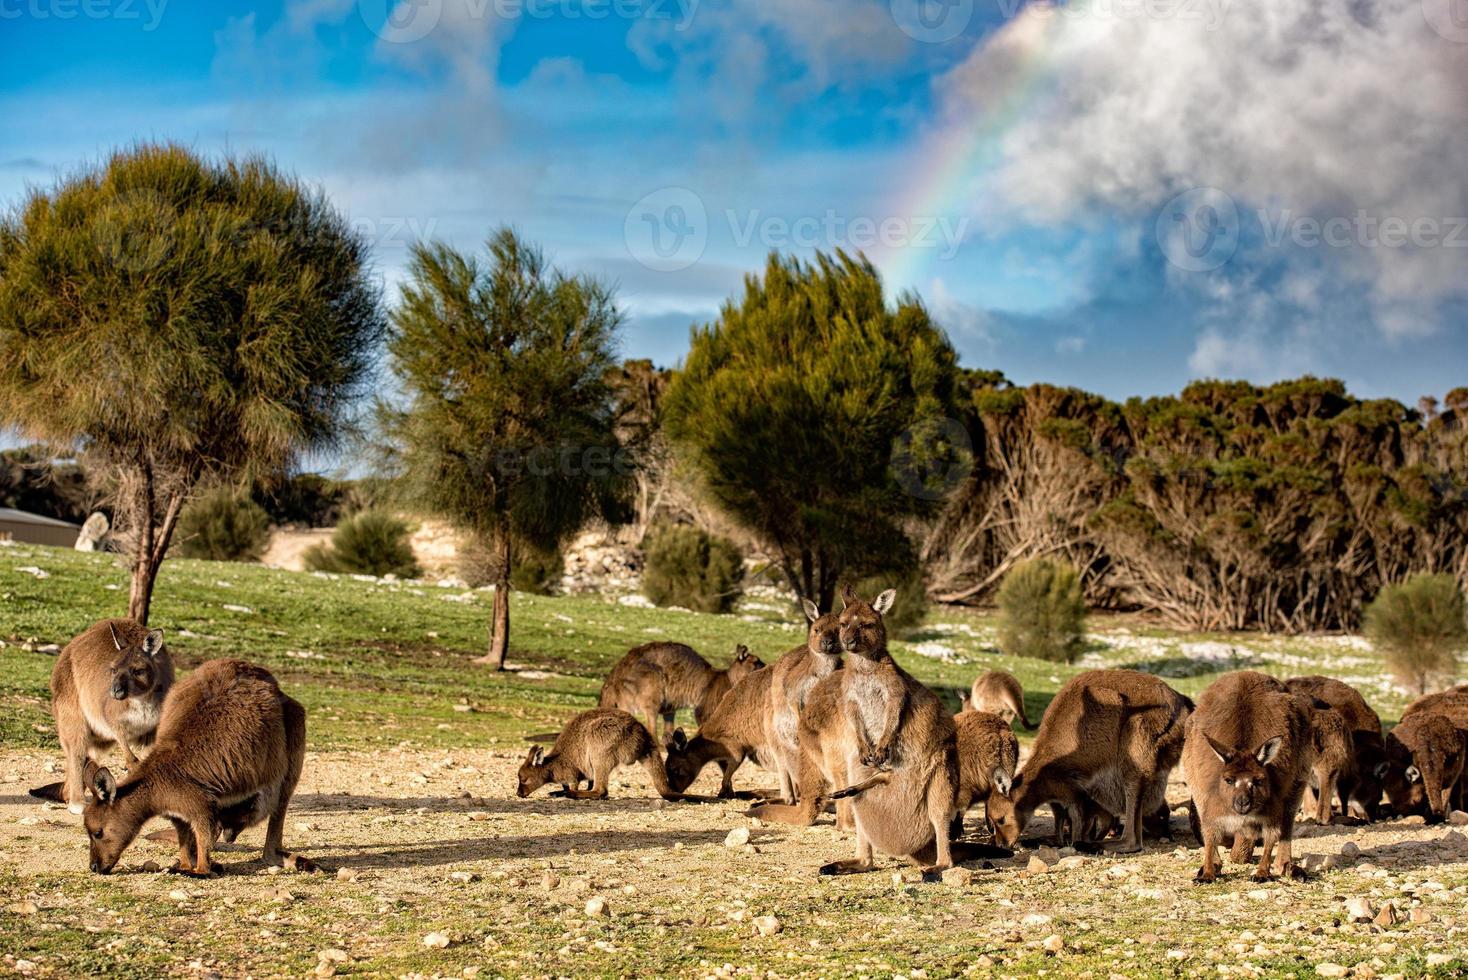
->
[997, 558, 1087, 663]
[642, 524, 744, 613]
[304, 511, 419, 578]
[175, 490, 271, 562]
[1363, 573, 1467, 695]
[851, 564, 929, 635]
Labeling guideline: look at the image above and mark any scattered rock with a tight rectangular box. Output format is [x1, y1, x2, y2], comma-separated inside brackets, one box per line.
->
[1026, 855, 1051, 875]
[1166, 949, 1188, 962]
[1372, 902, 1397, 927]
[1400, 814, 1426, 826]
[449, 871, 478, 884]
[1022, 913, 1053, 927]
[585, 896, 609, 917]
[7, 901, 38, 915]
[467, 811, 491, 822]
[542, 873, 561, 890]
[1448, 810, 1468, 826]
[1340, 842, 1361, 860]
[1315, 964, 1349, 978]
[941, 867, 975, 887]
[317, 950, 349, 964]
[753, 915, 782, 937]
[1055, 855, 1088, 871]
[1042, 934, 1064, 954]
[423, 932, 451, 949]
[336, 867, 359, 882]
[1426, 953, 1452, 968]
[724, 827, 750, 848]
[1409, 907, 1432, 923]
[1345, 897, 1374, 922]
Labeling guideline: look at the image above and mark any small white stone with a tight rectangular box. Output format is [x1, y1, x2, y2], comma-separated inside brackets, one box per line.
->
[585, 896, 609, 917]
[753, 915, 782, 936]
[724, 827, 750, 848]
[423, 932, 451, 949]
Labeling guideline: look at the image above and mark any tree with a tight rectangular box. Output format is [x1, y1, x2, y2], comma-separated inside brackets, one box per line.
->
[1363, 574, 1468, 695]
[996, 558, 1087, 663]
[662, 250, 962, 611]
[381, 229, 626, 668]
[0, 144, 382, 622]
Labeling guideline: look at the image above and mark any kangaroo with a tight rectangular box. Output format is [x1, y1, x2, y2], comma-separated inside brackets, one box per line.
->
[1300, 702, 1354, 825]
[766, 600, 844, 802]
[1284, 676, 1386, 820]
[30, 619, 175, 813]
[1402, 685, 1468, 722]
[664, 665, 779, 798]
[985, 670, 1192, 853]
[599, 642, 764, 740]
[755, 586, 975, 876]
[950, 709, 1019, 839]
[1184, 671, 1314, 884]
[1382, 712, 1467, 821]
[81, 659, 309, 877]
[517, 708, 697, 802]
[969, 670, 1034, 730]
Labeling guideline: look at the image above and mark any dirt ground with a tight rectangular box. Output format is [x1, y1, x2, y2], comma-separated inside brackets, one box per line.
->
[3, 748, 1468, 979]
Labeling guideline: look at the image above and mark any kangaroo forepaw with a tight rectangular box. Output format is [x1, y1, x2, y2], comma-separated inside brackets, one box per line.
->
[1193, 867, 1219, 885]
[1285, 864, 1309, 882]
[860, 746, 891, 770]
[1250, 870, 1276, 883]
[819, 859, 874, 877]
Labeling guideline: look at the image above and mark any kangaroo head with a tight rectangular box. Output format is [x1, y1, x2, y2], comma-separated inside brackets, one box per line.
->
[1380, 734, 1428, 816]
[837, 585, 896, 660]
[82, 767, 134, 874]
[516, 746, 550, 798]
[1204, 733, 1281, 816]
[801, 599, 842, 657]
[106, 622, 165, 701]
[985, 772, 1028, 847]
[727, 645, 765, 683]
[662, 728, 699, 792]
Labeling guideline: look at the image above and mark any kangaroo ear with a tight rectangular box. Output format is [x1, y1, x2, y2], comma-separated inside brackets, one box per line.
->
[143, 629, 164, 657]
[1373, 761, 1391, 780]
[108, 622, 123, 651]
[93, 767, 117, 804]
[1255, 736, 1283, 766]
[960, 692, 973, 713]
[801, 598, 820, 623]
[871, 589, 896, 616]
[1204, 733, 1233, 764]
[840, 583, 858, 608]
[734, 644, 748, 662]
[991, 768, 1012, 796]
[666, 728, 687, 752]
[1406, 764, 1422, 784]
[525, 747, 544, 767]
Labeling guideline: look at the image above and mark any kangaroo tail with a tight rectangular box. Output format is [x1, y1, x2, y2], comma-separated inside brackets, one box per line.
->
[28, 782, 65, 803]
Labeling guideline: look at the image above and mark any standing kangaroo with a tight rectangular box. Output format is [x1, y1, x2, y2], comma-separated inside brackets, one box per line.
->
[756, 586, 968, 876]
[31, 619, 174, 813]
[81, 659, 309, 877]
[766, 600, 843, 802]
[1184, 671, 1314, 884]
[986, 670, 1192, 853]
[1285, 676, 1386, 820]
[517, 708, 697, 802]
[599, 642, 764, 740]
[968, 671, 1034, 730]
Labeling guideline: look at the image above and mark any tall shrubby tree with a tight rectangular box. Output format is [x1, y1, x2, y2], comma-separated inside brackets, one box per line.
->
[382, 229, 625, 668]
[1363, 574, 1467, 695]
[0, 144, 383, 622]
[662, 250, 962, 610]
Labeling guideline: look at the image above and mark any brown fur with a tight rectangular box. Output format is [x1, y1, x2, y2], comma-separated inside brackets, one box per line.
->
[1301, 704, 1354, 825]
[81, 659, 308, 877]
[664, 666, 779, 798]
[969, 670, 1034, 730]
[1383, 712, 1467, 820]
[1284, 676, 1386, 819]
[598, 642, 764, 740]
[753, 586, 966, 876]
[1184, 671, 1314, 884]
[517, 708, 687, 801]
[1402, 685, 1468, 722]
[766, 600, 843, 803]
[32, 619, 174, 811]
[952, 709, 1019, 835]
[986, 669, 1192, 853]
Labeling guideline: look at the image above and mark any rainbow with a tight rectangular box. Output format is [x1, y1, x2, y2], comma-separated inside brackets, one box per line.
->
[875, 8, 1066, 292]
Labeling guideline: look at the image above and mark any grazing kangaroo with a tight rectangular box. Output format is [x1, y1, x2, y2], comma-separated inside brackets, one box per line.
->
[1402, 685, 1468, 722]
[969, 670, 1034, 730]
[757, 586, 976, 876]
[664, 665, 779, 798]
[951, 709, 1019, 839]
[986, 670, 1192, 853]
[517, 708, 696, 802]
[82, 659, 309, 877]
[30, 619, 174, 813]
[766, 600, 844, 802]
[1301, 702, 1354, 825]
[1285, 676, 1387, 820]
[1184, 671, 1314, 884]
[1382, 712, 1466, 821]
[599, 642, 764, 740]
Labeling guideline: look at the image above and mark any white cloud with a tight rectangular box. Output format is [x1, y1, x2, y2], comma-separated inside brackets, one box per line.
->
[929, 277, 996, 349]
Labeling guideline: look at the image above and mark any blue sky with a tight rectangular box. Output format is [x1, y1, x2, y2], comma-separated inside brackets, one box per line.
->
[2, 0, 1465, 404]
